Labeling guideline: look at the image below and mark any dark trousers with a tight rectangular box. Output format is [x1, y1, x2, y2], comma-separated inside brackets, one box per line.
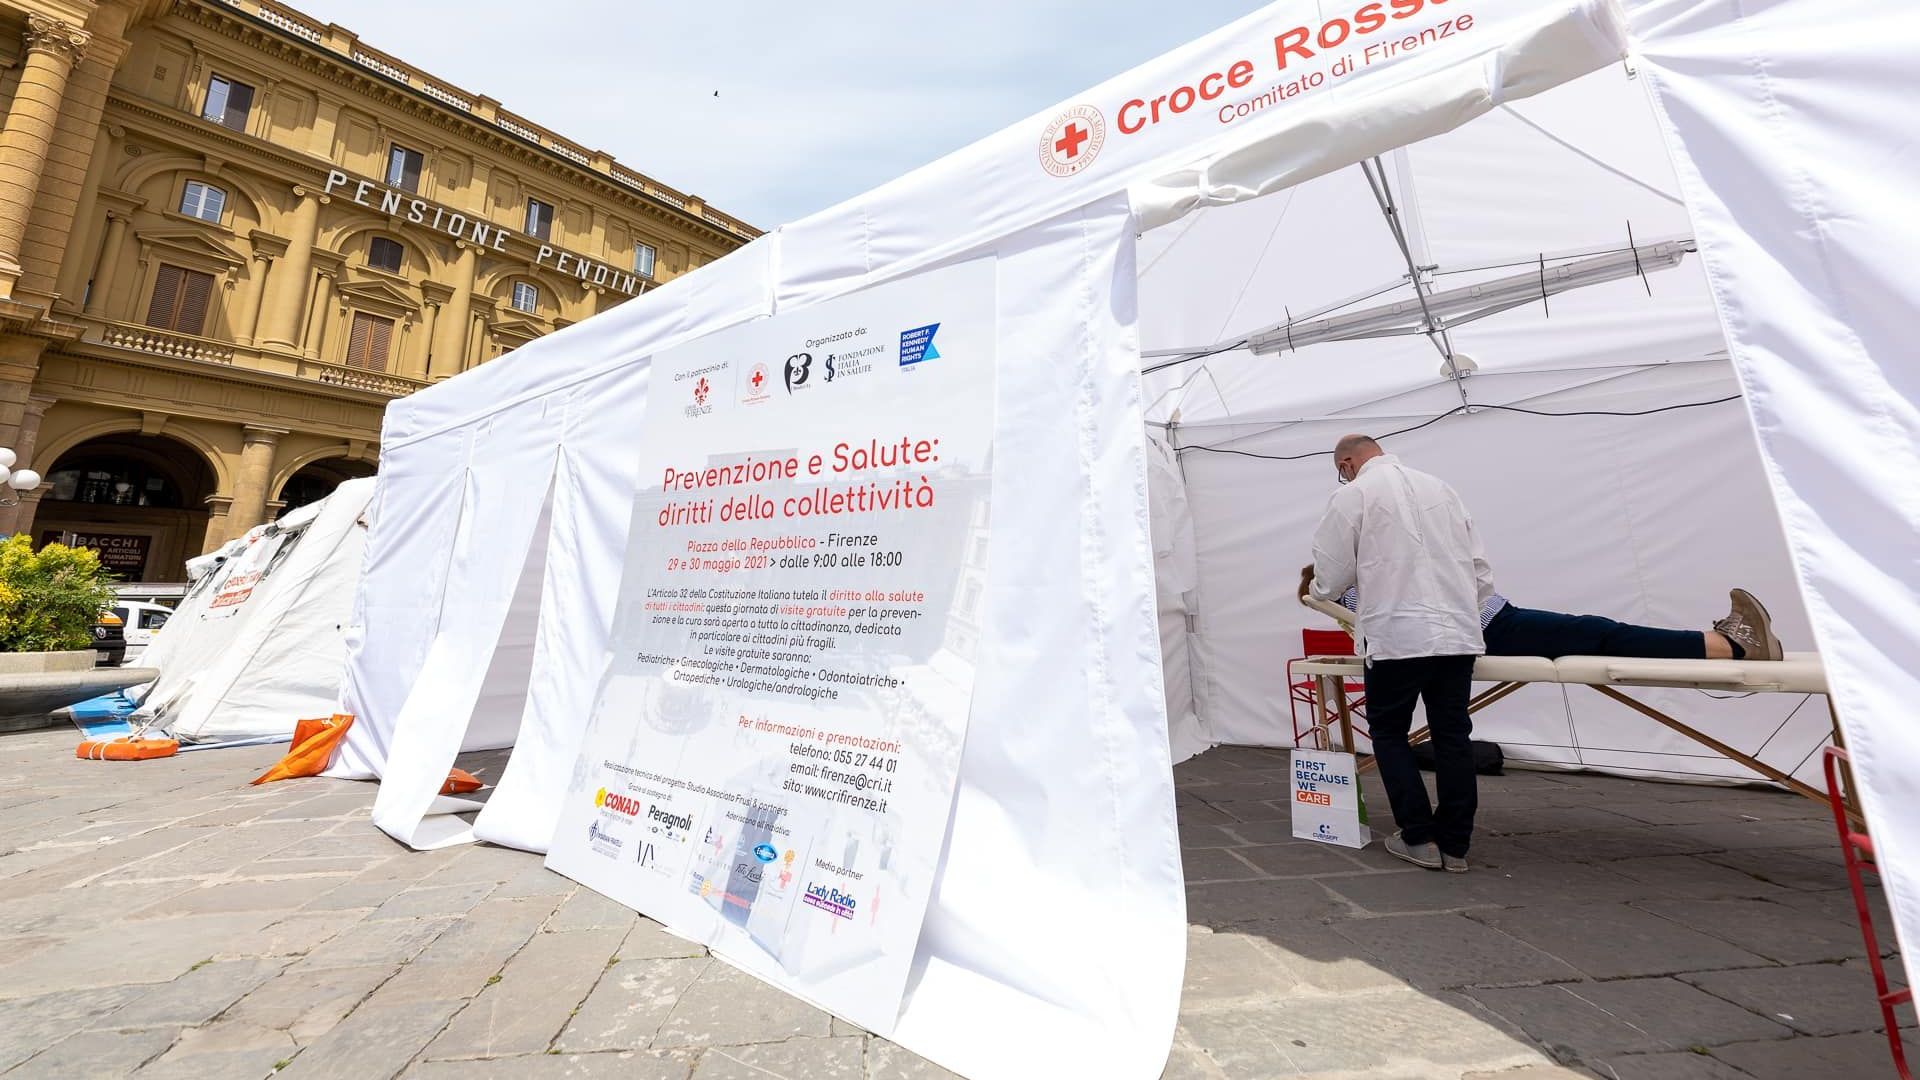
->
[1483, 604, 1706, 660]
[1363, 655, 1477, 857]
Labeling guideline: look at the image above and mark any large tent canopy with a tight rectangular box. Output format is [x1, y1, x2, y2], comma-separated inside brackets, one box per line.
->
[328, 1, 1920, 1076]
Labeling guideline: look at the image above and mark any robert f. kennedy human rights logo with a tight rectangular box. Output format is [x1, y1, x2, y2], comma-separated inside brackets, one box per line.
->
[1040, 104, 1106, 178]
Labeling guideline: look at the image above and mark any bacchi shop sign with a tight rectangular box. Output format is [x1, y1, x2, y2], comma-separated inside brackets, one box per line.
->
[322, 169, 646, 296]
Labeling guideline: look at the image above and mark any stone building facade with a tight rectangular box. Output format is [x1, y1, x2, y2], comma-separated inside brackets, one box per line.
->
[0, 0, 755, 579]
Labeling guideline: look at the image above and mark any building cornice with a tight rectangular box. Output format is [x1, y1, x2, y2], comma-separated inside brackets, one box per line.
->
[170, 0, 758, 249]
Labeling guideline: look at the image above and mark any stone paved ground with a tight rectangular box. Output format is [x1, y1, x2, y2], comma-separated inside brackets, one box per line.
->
[0, 728, 1911, 1079]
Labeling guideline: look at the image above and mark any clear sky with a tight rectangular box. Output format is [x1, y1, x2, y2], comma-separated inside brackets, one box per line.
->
[290, 1, 1261, 229]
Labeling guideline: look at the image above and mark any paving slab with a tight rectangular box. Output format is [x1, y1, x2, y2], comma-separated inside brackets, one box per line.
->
[648, 956, 835, 1049]
[1329, 913, 1583, 990]
[1682, 963, 1899, 1036]
[426, 926, 628, 1058]
[276, 998, 466, 1079]
[8, 1025, 178, 1079]
[97, 957, 286, 1028]
[1633, 897, 1869, 964]
[553, 955, 711, 1052]
[404, 1052, 693, 1079]
[1468, 977, 1791, 1057]
[1178, 990, 1549, 1077]
[219, 962, 398, 1045]
[130, 1021, 299, 1080]
[1710, 1030, 1918, 1079]
[689, 1036, 865, 1079]
[1473, 903, 1772, 980]
[0, 986, 151, 1072]
[1586, 1051, 1753, 1080]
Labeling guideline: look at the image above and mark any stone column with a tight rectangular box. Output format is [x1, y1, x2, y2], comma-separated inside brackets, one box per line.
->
[53, 126, 121, 312]
[82, 211, 130, 317]
[0, 16, 91, 301]
[233, 251, 273, 347]
[302, 267, 336, 359]
[10, 485, 49, 541]
[429, 242, 476, 381]
[224, 426, 286, 542]
[415, 300, 439, 380]
[0, 394, 58, 537]
[256, 188, 321, 351]
[466, 311, 488, 369]
[201, 495, 234, 552]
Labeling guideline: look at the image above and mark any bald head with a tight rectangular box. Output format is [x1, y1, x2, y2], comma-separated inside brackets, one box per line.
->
[1333, 434, 1383, 483]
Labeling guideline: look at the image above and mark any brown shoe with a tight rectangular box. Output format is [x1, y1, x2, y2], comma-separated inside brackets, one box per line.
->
[1714, 588, 1783, 661]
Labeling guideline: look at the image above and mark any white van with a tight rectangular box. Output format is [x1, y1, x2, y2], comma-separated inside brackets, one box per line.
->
[113, 599, 175, 665]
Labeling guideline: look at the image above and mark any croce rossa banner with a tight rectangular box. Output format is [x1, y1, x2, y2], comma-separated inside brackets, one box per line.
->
[548, 259, 996, 1033]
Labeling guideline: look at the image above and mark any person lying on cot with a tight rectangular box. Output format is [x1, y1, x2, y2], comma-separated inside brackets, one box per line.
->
[1297, 572, 1786, 662]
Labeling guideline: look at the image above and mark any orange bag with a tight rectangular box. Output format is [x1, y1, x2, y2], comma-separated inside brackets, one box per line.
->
[441, 768, 484, 795]
[76, 737, 179, 761]
[251, 714, 354, 785]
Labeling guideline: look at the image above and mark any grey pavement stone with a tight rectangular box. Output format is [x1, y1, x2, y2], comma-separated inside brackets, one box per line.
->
[1683, 963, 1896, 1036]
[1160, 1042, 1232, 1079]
[1182, 846, 1265, 882]
[412, 895, 564, 968]
[220, 963, 397, 1044]
[426, 927, 628, 1058]
[691, 1036, 864, 1079]
[1181, 927, 1302, 1006]
[404, 1052, 693, 1079]
[1227, 840, 1373, 876]
[98, 820, 333, 882]
[1475, 807, 1647, 835]
[130, 1021, 299, 1080]
[546, 885, 645, 931]
[297, 913, 457, 969]
[1668, 820, 1839, 852]
[1514, 827, 1721, 863]
[1711, 1030, 1918, 1079]
[98, 958, 286, 1027]
[1185, 877, 1346, 926]
[0, 880, 195, 934]
[864, 1040, 966, 1078]
[246, 855, 401, 878]
[1473, 903, 1771, 979]
[1330, 913, 1583, 990]
[1602, 856, 1793, 901]
[1470, 977, 1791, 1057]
[0, 986, 150, 1071]
[1592, 1051, 1756, 1079]
[129, 879, 345, 919]
[426, 843, 541, 886]
[303, 875, 418, 912]
[1321, 867, 1504, 915]
[1230, 923, 1408, 995]
[1633, 897, 1868, 964]
[619, 918, 709, 961]
[0, 912, 278, 999]
[650, 957, 834, 1049]
[555, 955, 710, 1052]
[277, 998, 466, 1079]
[490, 865, 578, 898]
[369, 881, 499, 921]
[218, 909, 371, 960]
[1178, 990, 1548, 1077]
[1215, 800, 1293, 824]
[8, 1025, 178, 1079]
[1699, 849, 1846, 892]
[1466, 861, 1653, 908]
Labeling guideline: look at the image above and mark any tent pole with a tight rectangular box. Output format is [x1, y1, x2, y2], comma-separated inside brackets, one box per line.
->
[1361, 157, 1472, 413]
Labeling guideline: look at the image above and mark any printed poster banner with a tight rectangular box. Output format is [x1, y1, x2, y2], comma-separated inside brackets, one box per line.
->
[547, 258, 997, 1035]
[1291, 749, 1370, 849]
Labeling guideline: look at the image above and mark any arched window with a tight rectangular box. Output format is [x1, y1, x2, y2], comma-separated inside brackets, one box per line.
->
[367, 236, 404, 273]
[180, 181, 226, 223]
[511, 281, 539, 314]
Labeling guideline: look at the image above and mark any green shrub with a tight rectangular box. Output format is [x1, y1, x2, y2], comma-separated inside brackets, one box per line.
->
[0, 535, 118, 653]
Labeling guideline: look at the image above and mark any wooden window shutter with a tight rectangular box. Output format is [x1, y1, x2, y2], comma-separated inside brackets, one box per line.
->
[145, 265, 184, 328]
[176, 269, 214, 335]
[346, 312, 394, 370]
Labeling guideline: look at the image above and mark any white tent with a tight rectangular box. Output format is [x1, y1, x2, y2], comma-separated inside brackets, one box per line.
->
[134, 477, 375, 743]
[331, 1, 1920, 1076]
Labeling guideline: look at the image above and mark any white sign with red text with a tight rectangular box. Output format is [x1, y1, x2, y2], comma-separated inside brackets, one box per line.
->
[547, 258, 997, 1035]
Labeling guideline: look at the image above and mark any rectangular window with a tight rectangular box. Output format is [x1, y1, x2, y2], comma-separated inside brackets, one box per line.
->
[524, 198, 554, 241]
[344, 312, 395, 371]
[179, 181, 226, 223]
[634, 242, 657, 278]
[144, 264, 216, 335]
[201, 75, 254, 132]
[367, 236, 405, 274]
[511, 281, 538, 314]
[386, 144, 424, 193]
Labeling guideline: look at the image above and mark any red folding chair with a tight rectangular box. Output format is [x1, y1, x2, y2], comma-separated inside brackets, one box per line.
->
[1288, 628, 1367, 750]
[1823, 746, 1911, 1079]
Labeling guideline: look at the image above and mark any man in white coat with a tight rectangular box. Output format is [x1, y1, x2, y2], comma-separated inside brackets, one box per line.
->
[1306, 434, 1490, 872]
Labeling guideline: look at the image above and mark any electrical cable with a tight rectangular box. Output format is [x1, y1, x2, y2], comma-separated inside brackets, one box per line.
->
[1175, 394, 1742, 462]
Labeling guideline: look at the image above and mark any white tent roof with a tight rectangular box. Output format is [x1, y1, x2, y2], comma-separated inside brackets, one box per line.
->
[333, 1, 1920, 1077]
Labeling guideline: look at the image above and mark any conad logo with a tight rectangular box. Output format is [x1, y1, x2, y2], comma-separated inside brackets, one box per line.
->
[593, 788, 642, 817]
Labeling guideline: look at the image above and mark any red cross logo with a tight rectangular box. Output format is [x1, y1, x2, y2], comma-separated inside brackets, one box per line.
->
[751, 368, 764, 389]
[1040, 104, 1107, 178]
[1055, 122, 1090, 160]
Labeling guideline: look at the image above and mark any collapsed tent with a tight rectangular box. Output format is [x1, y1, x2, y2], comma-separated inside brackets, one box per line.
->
[330, 1, 1920, 1077]
[133, 478, 375, 743]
